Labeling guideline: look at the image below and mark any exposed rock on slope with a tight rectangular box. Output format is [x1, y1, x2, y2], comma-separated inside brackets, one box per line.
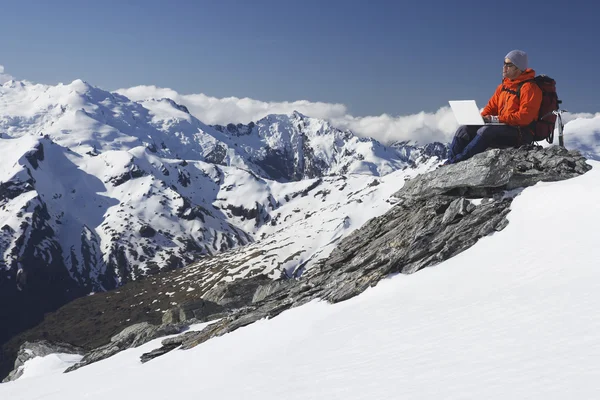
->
[8, 145, 585, 374]
[136, 146, 590, 359]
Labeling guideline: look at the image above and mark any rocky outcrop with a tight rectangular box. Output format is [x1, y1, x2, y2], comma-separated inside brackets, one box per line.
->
[64, 322, 184, 373]
[139, 225, 156, 238]
[3, 340, 84, 382]
[161, 299, 227, 325]
[202, 274, 274, 308]
[24, 142, 45, 170]
[392, 141, 449, 166]
[108, 162, 145, 186]
[213, 122, 255, 137]
[397, 145, 590, 200]
[139, 145, 592, 360]
[0, 179, 35, 202]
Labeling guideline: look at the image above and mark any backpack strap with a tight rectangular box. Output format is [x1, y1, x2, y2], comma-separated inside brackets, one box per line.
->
[500, 78, 538, 140]
[500, 78, 535, 98]
[500, 79, 535, 118]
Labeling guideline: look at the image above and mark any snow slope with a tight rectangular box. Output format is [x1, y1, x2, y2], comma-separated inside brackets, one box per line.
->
[1, 162, 598, 399]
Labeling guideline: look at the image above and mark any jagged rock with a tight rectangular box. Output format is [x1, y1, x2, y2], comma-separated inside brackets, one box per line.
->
[224, 202, 272, 227]
[162, 98, 189, 114]
[177, 197, 210, 222]
[215, 122, 254, 136]
[108, 163, 145, 186]
[161, 299, 227, 325]
[139, 322, 228, 363]
[442, 198, 476, 225]
[204, 144, 227, 165]
[3, 340, 84, 382]
[392, 141, 448, 166]
[252, 279, 297, 303]
[422, 142, 449, 160]
[177, 169, 191, 187]
[0, 179, 35, 202]
[202, 275, 273, 308]
[25, 142, 45, 169]
[395, 145, 591, 200]
[139, 342, 180, 363]
[65, 322, 184, 373]
[169, 298, 296, 353]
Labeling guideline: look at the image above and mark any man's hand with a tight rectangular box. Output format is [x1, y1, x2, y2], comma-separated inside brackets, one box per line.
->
[482, 115, 499, 123]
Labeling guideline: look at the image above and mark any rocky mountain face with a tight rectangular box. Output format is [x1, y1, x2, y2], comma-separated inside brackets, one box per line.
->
[212, 112, 405, 180]
[391, 140, 449, 166]
[0, 79, 447, 378]
[2, 145, 592, 380]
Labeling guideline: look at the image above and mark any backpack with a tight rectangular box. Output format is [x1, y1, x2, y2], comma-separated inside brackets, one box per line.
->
[516, 75, 562, 143]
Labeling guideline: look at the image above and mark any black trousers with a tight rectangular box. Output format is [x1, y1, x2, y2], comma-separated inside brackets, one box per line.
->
[448, 125, 532, 163]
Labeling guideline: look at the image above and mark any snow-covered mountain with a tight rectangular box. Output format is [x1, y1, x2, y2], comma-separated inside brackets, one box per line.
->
[0, 79, 445, 353]
[0, 79, 405, 181]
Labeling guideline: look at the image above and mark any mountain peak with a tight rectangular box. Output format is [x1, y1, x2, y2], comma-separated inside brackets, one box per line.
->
[68, 79, 93, 93]
[290, 110, 307, 119]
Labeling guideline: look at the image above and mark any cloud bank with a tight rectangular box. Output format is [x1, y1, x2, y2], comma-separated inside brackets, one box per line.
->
[116, 85, 458, 145]
[0, 65, 14, 84]
[116, 85, 600, 147]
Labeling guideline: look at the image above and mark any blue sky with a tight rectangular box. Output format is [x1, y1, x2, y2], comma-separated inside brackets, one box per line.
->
[1, 0, 598, 117]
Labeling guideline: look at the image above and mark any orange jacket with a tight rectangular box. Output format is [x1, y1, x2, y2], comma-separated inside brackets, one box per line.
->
[481, 69, 542, 126]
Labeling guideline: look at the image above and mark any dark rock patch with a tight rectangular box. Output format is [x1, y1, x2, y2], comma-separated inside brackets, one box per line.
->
[139, 225, 156, 238]
[25, 142, 45, 169]
[108, 163, 145, 186]
[0, 179, 35, 202]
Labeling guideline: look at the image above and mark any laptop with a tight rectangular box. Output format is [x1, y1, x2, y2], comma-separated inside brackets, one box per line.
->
[448, 100, 505, 125]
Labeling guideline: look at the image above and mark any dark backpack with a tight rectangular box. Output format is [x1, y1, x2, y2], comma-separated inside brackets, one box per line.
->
[516, 75, 561, 143]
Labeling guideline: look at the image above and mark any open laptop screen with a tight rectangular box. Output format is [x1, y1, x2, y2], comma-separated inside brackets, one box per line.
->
[449, 100, 505, 125]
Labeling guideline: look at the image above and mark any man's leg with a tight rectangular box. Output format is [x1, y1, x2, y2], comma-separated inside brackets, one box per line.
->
[450, 125, 521, 163]
[447, 125, 481, 162]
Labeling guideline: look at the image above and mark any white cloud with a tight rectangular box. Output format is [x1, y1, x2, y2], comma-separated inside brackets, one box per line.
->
[115, 85, 600, 147]
[116, 85, 458, 145]
[0, 65, 15, 84]
[561, 112, 600, 159]
[329, 109, 458, 145]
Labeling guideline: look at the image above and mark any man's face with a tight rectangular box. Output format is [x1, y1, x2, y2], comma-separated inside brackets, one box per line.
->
[503, 58, 522, 80]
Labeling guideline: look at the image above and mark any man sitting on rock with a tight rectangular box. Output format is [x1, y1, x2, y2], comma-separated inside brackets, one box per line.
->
[445, 50, 542, 164]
